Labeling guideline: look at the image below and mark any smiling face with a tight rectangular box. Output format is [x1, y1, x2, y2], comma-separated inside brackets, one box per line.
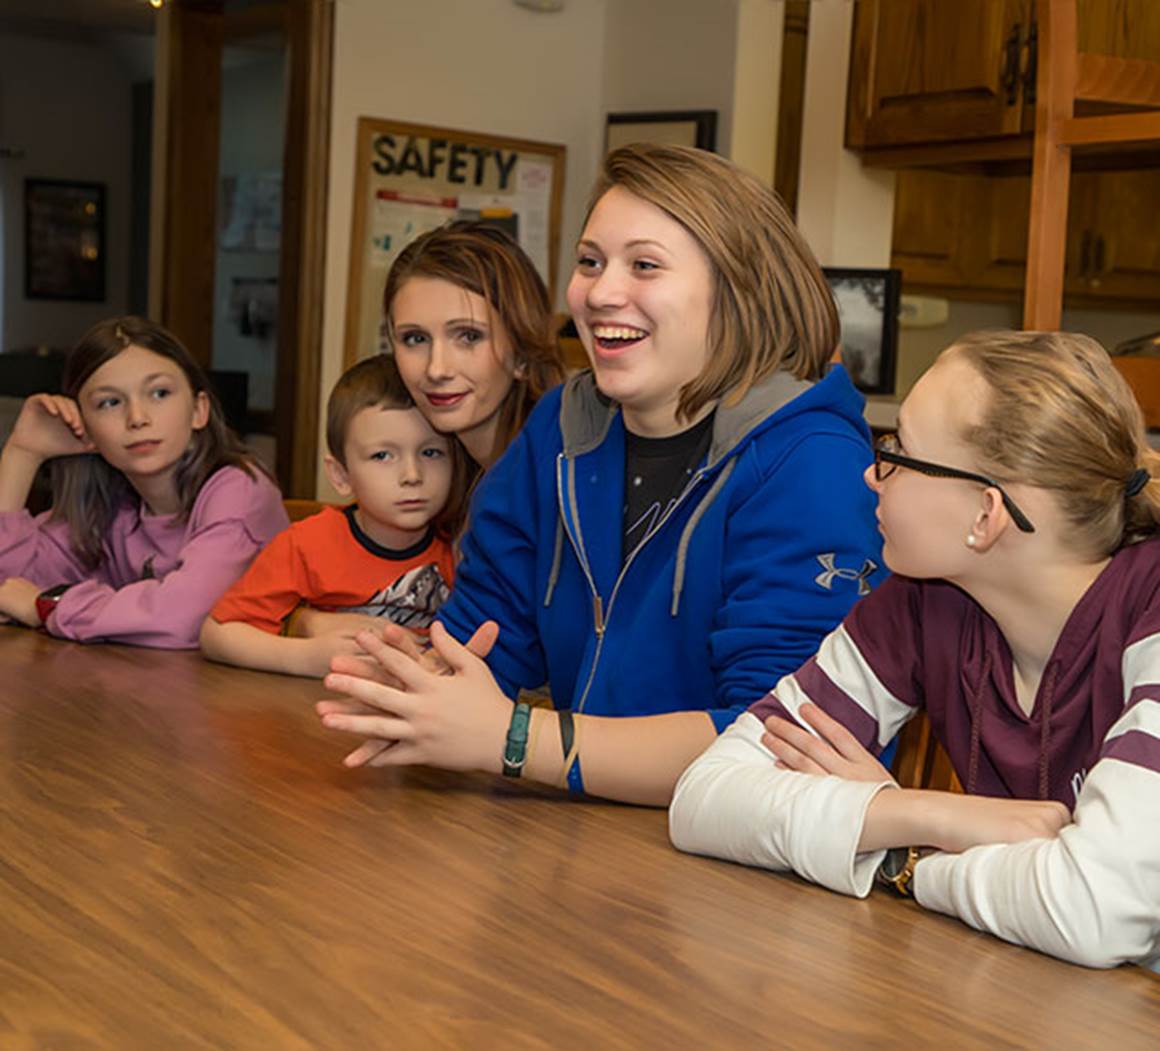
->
[566, 186, 715, 437]
[390, 276, 519, 466]
[77, 343, 209, 501]
[325, 403, 453, 551]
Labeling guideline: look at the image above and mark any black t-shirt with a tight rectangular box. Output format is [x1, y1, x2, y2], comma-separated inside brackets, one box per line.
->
[622, 411, 715, 563]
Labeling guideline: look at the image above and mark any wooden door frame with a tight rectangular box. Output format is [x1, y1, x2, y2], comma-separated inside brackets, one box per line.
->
[276, 0, 333, 498]
[151, 0, 333, 497]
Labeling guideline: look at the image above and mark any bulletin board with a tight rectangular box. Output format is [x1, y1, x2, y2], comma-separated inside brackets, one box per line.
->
[343, 117, 566, 368]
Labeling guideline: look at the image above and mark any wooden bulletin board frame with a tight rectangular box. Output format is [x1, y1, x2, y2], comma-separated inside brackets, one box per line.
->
[343, 117, 566, 369]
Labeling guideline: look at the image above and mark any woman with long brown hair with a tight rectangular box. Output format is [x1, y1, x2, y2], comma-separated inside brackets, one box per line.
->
[385, 219, 566, 470]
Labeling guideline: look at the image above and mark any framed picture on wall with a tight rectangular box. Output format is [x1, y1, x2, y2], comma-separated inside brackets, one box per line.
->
[824, 266, 901, 396]
[25, 179, 107, 301]
[605, 110, 717, 153]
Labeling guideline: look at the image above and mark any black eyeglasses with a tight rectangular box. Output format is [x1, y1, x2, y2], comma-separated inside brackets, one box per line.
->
[873, 433, 1036, 534]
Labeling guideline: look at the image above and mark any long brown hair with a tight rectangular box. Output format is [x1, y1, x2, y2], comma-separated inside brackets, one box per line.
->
[51, 316, 260, 567]
[585, 143, 839, 424]
[325, 354, 472, 539]
[946, 330, 1160, 557]
[382, 220, 565, 465]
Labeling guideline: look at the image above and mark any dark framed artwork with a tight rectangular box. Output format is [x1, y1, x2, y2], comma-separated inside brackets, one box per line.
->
[605, 110, 717, 153]
[824, 267, 901, 396]
[24, 179, 107, 301]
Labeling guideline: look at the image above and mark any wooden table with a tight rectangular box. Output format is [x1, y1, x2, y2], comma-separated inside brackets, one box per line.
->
[1, 631, 1156, 1049]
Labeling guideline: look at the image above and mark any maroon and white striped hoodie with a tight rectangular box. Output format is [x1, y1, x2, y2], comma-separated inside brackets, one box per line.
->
[670, 538, 1160, 970]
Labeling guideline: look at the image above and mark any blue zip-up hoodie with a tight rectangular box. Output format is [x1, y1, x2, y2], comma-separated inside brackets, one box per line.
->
[439, 364, 884, 732]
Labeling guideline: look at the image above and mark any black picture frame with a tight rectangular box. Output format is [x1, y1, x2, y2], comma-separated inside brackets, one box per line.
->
[824, 266, 901, 396]
[24, 178, 107, 302]
[605, 110, 717, 153]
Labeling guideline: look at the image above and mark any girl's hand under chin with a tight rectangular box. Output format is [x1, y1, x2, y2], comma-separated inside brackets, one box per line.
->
[6, 394, 96, 463]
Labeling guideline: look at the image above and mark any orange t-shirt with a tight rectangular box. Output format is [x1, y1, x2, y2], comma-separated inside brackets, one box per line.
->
[210, 505, 455, 635]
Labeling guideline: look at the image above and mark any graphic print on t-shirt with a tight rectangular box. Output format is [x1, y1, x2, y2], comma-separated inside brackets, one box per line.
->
[346, 562, 450, 628]
[622, 412, 715, 562]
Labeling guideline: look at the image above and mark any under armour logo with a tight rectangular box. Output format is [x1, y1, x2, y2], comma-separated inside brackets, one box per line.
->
[814, 553, 877, 596]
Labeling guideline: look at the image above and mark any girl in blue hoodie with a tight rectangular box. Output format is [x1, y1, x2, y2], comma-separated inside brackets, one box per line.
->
[318, 144, 884, 805]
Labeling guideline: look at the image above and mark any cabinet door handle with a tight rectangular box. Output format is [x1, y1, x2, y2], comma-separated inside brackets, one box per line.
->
[1022, 21, 1038, 105]
[1000, 24, 1022, 105]
[1092, 234, 1106, 287]
[1079, 229, 1092, 280]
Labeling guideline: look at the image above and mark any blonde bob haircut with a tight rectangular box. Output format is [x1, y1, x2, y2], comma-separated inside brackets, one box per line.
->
[944, 330, 1160, 557]
[585, 143, 840, 424]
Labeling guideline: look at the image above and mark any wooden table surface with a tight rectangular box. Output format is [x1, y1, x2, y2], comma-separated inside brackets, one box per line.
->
[1, 630, 1156, 1050]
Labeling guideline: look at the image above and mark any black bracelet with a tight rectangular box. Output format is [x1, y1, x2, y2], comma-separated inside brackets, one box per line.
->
[558, 708, 575, 759]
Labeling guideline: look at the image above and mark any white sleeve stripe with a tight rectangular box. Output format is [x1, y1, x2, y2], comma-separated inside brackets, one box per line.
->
[814, 624, 914, 747]
[1106, 696, 1160, 740]
[1120, 631, 1160, 703]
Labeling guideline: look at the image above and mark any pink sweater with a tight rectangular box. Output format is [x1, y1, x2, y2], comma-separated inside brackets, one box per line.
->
[0, 465, 288, 648]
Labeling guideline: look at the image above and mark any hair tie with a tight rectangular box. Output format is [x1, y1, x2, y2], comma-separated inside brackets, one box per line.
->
[1125, 467, 1151, 498]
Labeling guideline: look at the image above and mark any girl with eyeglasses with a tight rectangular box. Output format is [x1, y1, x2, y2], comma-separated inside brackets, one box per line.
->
[671, 329, 1160, 970]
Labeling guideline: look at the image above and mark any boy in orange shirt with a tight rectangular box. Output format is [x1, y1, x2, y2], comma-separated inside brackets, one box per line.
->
[200, 355, 461, 677]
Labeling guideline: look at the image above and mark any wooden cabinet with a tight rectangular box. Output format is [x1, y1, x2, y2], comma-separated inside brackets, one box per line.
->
[847, 0, 1029, 149]
[1075, 0, 1160, 61]
[891, 167, 1160, 306]
[1067, 170, 1160, 300]
[849, 0, 1160, 153]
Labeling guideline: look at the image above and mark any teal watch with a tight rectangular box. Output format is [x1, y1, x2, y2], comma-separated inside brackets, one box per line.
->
[502, 702, 532, 778]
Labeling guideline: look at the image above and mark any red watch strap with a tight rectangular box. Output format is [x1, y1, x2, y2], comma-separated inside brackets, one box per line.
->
[35, 585, 70, 626]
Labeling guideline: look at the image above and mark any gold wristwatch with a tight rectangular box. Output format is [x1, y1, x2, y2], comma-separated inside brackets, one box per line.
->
[877, 846, 920, 897]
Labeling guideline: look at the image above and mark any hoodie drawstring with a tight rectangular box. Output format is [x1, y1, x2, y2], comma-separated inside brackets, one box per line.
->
[965, 649, 992, 795]
[966, 649, 1058, 800]
[1037, 662, 1059, 800]
[671, 460, 735, 617]
[543, 515, 564, 608]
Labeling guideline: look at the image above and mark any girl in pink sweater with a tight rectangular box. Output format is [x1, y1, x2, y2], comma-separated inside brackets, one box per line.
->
[0, 316, 287, 648]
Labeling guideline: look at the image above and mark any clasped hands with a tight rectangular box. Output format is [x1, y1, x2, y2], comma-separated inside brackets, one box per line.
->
[761, 703, 1072, 855]
[315, 619, 512, 773]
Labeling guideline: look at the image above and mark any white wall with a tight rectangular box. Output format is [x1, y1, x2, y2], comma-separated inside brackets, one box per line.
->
[319, 0, 609, 494]
[796, 2, 894, 268]
[0, 33, 132, 351]
[730, 0, 783, 183]
[603, 0, 739, 154]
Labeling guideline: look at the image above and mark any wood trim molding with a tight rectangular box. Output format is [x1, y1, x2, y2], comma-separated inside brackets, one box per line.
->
[1075, 53, 1160, 109]
[1023, 0, 1076, 330]
[148, 1, 224, 365]
[276, 0, 333, 498]
[1060, 110, 1160, 147]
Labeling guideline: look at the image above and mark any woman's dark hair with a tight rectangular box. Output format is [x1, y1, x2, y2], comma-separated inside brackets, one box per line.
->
[51, 315, 259, 567]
